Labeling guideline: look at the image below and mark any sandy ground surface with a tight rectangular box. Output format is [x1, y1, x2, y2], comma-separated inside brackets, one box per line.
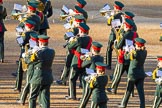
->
[0, 0, 162, 108]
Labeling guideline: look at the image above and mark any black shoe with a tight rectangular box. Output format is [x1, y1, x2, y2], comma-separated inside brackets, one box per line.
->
[16, 99, 25, 105]
[107, 88, 116, 94]
[11, 72, 17, 77]
[55, 80, 63, 85]
[65, 96, 77, 100]
[107, 88, 112, 93]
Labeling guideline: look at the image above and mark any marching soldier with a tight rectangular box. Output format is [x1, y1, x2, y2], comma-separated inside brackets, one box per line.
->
[118, 38, 147, 108]
[29, 35, 55, 108]
[56, 14, 85, 85]
[79, 41, 104, 108]
[16, 33, 38, 105]
[65, 23, 92, 100]
[0, 0, 7, 63]
[110, 18, 138, 94]
[123, 11, 137, 32]
[90, 62, 108, 108]
[152, 56, 162, 108]
[14, 19, 37, 92]
[73, 5, 88, 20]
[106, 1, 124, 69]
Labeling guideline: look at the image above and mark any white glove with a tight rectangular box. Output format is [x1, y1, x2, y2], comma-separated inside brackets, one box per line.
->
[22, 53, 26, 58]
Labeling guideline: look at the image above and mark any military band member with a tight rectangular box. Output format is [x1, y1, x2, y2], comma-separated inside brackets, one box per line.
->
[29, 35, 55, 108]
[118, 38, 147, 108]
[110, 18, 138, 94]
[14, 19, 37, 92]
[123, 11, 137, 32]
[65, 23, 92, 100]
[0, 0, 7, 63]
[152, 56, 162, 108]
[73, 5, 88, 20]
[90, 62, 108, 108]
[17, 33, 38, 105]
[106, 1, 124, 69]
[18, 1, 41, 32]
[79, 41, 104, 108]
[56, 15, 85, 85]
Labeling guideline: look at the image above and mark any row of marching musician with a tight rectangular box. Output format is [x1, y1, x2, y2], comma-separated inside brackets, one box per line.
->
[55, 0, 109, 108]
[8, 0, 55, 108]
[55, 1, 162, 108]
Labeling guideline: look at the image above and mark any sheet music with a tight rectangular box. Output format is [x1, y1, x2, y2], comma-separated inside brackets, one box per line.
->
[16, 27, 24, 33]
[63, 23, 71, 29]
[29, 39, 37, 48]
[14, 3, 22, 11]
[111, 19, 121, 28]
[86, 68, 95, 75]
[62, 5, 69, 14]
[125, 39, 133, 46]
[102, 4, 111, 11]
[16, 36, 24, 45]
[81, 48, 89, 54]
[65, 32, 74, 38]
[157, 70, 162, 77]
[145, 71, 152, 77]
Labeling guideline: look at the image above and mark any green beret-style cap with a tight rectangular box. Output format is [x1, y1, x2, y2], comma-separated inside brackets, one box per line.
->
[124, 11, 135, 18]
[135, 38, 146, 44]
[30, 32, 38, 39]
[38, 35, 50, 42]
[25, 19, 36, 25]
[92, 41, 103, 48]
[28, 2, 38, 8]
[95, 62, 107, 70]
[77, 0, 87, 7]
[79, 23, 90, 32]
[125, 18, 134, 26]
[114, 1, 124, 8]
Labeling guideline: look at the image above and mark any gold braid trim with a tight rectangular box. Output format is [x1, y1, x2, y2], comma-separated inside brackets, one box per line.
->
[130, 50, 136, 60]
[30, 53, 37, 62]
[152, 68, 158, 80]
[89, 76, 97, 89]
[107, 16, 114, 25]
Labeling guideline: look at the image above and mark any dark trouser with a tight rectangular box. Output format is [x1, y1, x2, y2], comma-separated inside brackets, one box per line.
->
[120, 78, 145, 108]
[39, 29, 47, 35]
[106, 40, 113, 67]
[61, 53, 73, 84]
[15, 59, 23, 91]
[79, 83, 92, 108]
[91, 101, 107, 108]
[29, 83, 51, 108]
[19, 70, 34, 103]
[68, 67, 84, 98]
[0, 32, 4, 60]
[111, 63, 129, 93]
[152, 96, 162, 108]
